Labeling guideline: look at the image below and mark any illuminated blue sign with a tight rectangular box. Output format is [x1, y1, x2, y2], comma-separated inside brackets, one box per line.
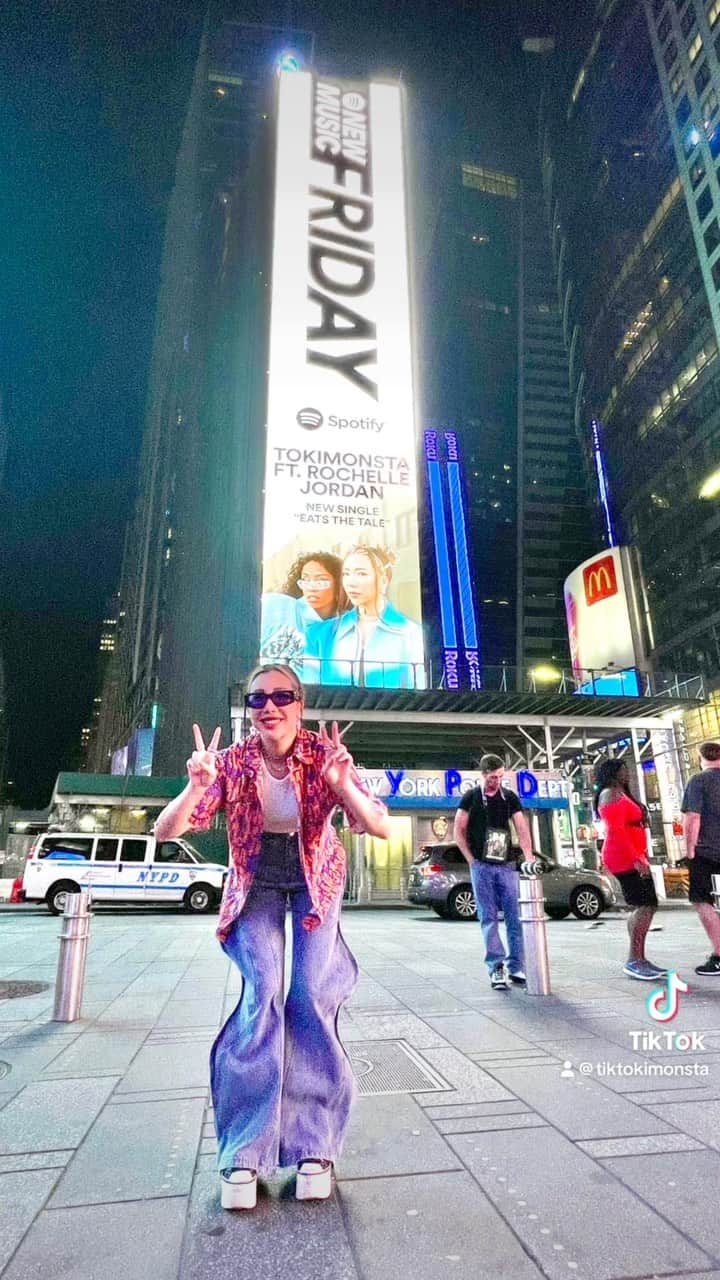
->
[424, 429, 482, 689]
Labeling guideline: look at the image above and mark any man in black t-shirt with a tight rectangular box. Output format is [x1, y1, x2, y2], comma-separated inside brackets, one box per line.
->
[681, 740, 720, 976]
[453, 753, 533, 990]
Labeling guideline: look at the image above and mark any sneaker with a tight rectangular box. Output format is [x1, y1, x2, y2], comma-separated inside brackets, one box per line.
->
[296, 1159, 332, 1201]
[623, 959, 662, 981]
[490, 965, 508, 990]
[695, 953, 720, 976]
[220, 1168, 257, 1210]
[508, 970, 526, 986]
[642, 960, 668, 977]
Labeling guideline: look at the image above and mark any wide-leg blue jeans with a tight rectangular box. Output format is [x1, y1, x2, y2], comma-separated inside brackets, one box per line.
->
[210, 833, 358, 1175]
[469, 859, 524, 975]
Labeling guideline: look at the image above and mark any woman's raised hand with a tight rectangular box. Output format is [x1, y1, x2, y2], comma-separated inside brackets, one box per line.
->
[319, 722, 354, 795]
[187, 724, 222, 793]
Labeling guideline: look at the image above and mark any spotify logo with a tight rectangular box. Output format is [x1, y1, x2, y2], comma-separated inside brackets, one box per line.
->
[296, 407, 324, 430]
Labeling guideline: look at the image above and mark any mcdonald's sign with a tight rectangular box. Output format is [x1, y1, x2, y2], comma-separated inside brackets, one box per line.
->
[564, 546, 640, 677]
[583, 554, 618, 606]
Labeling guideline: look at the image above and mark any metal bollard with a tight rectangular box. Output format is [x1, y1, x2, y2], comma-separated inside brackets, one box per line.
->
[53, 891, 91, 1022]
[517, 862, 551, 996]
[712, 874, 720, 912]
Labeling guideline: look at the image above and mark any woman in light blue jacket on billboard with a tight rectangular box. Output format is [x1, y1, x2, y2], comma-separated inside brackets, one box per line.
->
[260, 551, 346, 670]
[304, 544, 426, 689]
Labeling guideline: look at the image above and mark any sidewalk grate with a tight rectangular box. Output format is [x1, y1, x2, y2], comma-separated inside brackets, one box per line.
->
[348, 1039, 451, 1096]
[0, 981, 50, 999]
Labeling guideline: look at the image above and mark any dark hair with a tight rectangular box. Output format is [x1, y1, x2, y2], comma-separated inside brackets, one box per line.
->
[280, 551, 345, 614]
[479, 753, 505, 773]
[699, 741, 720, 762]
[342, 544, 395, 615]
[593, 757, 636, 817]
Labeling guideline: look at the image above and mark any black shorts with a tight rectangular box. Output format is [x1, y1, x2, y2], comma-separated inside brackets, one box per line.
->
[615, 869, 658, 909]
[689, 854, 720, 905]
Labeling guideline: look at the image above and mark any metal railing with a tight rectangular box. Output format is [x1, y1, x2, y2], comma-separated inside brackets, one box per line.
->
[301, 658, 705, 701]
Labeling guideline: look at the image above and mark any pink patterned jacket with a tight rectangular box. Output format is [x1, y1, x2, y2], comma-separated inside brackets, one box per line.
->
[188, 728, 387, 941]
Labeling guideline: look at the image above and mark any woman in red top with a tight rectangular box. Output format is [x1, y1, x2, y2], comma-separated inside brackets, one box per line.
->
[595, 758, 667, 981]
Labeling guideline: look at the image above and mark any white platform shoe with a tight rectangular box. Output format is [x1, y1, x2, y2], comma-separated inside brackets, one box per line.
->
[220, 1168, 257, 1210]
[296, 1159, 332, 1201]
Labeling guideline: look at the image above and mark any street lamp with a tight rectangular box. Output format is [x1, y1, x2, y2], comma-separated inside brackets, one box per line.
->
[699, 467, 720, 499]
[530, 665, 562, 684]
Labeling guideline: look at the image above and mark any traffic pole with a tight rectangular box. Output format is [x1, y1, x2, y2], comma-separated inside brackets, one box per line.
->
[518, 861, 551, 995]
[53, 891, 91, 1022]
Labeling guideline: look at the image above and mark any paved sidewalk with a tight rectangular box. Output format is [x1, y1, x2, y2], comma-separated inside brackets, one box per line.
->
[2, 905, 720, 1280]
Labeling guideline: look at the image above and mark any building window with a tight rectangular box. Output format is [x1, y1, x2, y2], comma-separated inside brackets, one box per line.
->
[695, 60, 711, 96]
[712, 257, 720, 289]
[664, 37, 679, 69]
[697, 185, 714, 221]
[654, 0, 665, 13]
[691, 155, 707, 187]
[715, 29, 720, 60]
[670, 65, 684, 97]
[677, 93, 692, 127]
[705, 218, 720, 255]
[681, 5, 696, 37]
[461, 163, 518, 198]
[709, 0, 720, 30]
[688, 32, 703, 64]
[703, 87, 719, 129]
[711, 124, 720, 156]
[658, 10, 672, 41]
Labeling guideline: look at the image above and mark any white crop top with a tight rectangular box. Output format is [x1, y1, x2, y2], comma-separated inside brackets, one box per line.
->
[261, 759, 300, 833]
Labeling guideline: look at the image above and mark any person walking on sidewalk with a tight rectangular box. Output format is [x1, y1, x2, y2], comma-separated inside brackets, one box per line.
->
[681, 740, 720, 976]
[453, 753, 533, 990]
[594, 758, 666, 982]
[153, 662, 390, 1210]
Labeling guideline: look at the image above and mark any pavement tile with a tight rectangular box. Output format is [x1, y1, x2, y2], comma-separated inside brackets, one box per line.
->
[39, 1028, 149, 1077]
[155, 999, 224, 1028]
[484, 1061, 677, 1139]
[340, 1170, 545, 1280]
[0, 1169, 60, 1271]
[602, 1148, 720, 1256]
[424, 1101, 531, 1119]
[580, 1132, 706, 1157]
[49, 1095, 205, 1205]
[423, 1013, 536, 1054]
[0, 1149, 73, 1171]
[396, 990, 474, 1015]
[415, 1046, 515, 1104]
[339, 1093, 462, 1179]
[446, 1127, 712, 1279]
[339, 1012, 448, 1049]
[115, 1039, 210, 1092]
[643, 1098, 720, 1150]
[180, 1153, 360, 1280]
[0, 1076, 118, 1154]
[434, 1113, 548, 1134]
[1, 1197, 189, 1280]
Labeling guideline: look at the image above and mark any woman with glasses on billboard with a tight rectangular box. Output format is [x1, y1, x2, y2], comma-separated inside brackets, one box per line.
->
[153, 663, 389, 1210]
[260, 551, 347, 670]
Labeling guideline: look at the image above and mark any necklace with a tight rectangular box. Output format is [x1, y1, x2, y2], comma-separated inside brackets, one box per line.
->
[261, 748, 290, 779]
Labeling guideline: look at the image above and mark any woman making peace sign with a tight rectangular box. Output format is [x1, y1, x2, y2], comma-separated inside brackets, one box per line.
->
[154, 662, 390, 1210]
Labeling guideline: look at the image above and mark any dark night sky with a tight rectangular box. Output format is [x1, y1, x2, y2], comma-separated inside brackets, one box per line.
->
[1, 0, 543, 806]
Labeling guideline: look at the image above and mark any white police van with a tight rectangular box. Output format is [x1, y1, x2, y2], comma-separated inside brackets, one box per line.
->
[22, 832, 227, 915]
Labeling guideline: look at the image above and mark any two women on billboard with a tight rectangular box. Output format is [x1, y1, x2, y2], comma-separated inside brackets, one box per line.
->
[260, 543, 425, 689]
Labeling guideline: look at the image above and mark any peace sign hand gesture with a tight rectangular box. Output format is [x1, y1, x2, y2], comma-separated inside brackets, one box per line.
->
[319, 722, 354, 797]
[187, 724, 222, 794]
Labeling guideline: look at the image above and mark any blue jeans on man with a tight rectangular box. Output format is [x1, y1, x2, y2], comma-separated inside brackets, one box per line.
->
[469, 859, 523, 975]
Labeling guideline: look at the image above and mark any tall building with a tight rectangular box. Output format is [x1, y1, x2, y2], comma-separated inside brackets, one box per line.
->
[97, 18, 314, 775]
[422, 149, 596, 678]
[541, 0, 720, 680]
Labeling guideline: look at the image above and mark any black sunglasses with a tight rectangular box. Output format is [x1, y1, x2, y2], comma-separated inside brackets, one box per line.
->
[245, 689, 300, 709]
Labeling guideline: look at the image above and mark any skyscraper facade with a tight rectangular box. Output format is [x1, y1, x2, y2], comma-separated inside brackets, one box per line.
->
[422, 149, 595, 678]
[96, 19, 313, 775]
[541, 0, 720, 680]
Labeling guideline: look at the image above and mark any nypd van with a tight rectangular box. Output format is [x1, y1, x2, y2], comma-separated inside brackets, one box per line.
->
[22, 832, 227, 915]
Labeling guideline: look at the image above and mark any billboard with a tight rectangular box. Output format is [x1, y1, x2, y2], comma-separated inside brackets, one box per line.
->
[563, 547, 639, 690]
[260, 70, 425, 689]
